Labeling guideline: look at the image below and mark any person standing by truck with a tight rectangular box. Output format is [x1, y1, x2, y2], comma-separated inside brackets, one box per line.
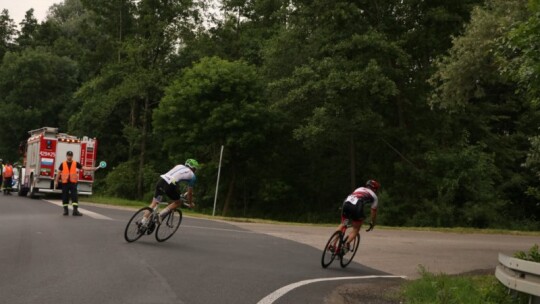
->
[3, 161, 14, 195]
[54, 151, 98, 216]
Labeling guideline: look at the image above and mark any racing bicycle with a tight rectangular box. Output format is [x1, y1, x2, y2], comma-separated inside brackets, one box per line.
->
[321, 219, 361, 268]
[124, 199, 187, 243]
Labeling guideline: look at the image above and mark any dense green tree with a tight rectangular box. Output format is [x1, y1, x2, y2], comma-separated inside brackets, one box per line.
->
[154, 57, 273, 215]
[505, 1, 540, 209]
[0, 0, 536, 227]
[0, 49, 78, 160]
[0, 9, 17, 60]
[430, 0, 540, 227]
[16, 9, 39, 48]
[70, 0, 201, 198]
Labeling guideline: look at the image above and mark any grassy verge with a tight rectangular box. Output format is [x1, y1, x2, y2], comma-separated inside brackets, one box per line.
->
[396, 267, 526, 304]
[82, 195, 540, 235]
[84, 196, 148, 208]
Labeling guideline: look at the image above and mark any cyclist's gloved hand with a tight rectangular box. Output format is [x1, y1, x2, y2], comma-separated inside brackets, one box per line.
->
[366, 222, 374, 232]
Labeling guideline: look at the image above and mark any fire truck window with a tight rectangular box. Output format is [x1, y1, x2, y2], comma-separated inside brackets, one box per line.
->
[46, 140, 52, 149]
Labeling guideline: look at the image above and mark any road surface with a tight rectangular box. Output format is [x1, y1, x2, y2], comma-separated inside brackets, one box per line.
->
[1, 195, 537, 303]
[1, 195, 394, 304]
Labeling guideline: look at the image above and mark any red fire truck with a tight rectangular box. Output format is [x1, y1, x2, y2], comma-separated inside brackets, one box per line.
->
[20, 127, 98, 198]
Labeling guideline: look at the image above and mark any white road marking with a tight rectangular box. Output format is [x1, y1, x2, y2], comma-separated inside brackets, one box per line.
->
[257, 275, 407, 304]
[43, 200, 113, 220]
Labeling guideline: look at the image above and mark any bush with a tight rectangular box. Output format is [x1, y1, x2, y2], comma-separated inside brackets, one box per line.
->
[101, 160, 160, 200]
[400, 266, 520, 304]
[514, 244, 540, 262]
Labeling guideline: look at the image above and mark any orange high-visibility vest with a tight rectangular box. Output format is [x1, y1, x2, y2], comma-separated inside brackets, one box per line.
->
[61, 161, 78, 184]
[3, 165, 13, 178]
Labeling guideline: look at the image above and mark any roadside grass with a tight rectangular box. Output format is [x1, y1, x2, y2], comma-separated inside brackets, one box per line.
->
[84, 196, 148, 208]
[83, 195, 540, 235]
[397, 267, 526, 304]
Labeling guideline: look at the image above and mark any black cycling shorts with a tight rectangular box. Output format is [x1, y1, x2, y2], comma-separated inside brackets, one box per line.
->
[341, 201, 365, 222]
[153, 178, 181, 201]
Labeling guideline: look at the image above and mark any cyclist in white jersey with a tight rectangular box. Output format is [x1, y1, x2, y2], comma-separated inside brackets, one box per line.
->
[145, 159, 199, 222]
[338, 180, 380, 249]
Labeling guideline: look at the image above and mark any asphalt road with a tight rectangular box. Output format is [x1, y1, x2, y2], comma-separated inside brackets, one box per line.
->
[0, 195, 392, 304]
[229, 221, 540, 279]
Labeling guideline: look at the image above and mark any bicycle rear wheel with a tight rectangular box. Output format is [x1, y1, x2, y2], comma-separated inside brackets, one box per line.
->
[124, 207, 152, 243]
[155, 209, 183, 242]
[340, 233, 360, 268]
[321, 231, 342, 268]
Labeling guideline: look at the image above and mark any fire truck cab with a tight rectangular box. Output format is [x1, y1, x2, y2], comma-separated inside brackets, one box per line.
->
[21, 127, 98, 198]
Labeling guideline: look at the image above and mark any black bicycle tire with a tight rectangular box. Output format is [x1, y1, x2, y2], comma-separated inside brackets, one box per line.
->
[124, 207, 153, 243]
[321, 231, 342, 268]
[340, 233, 360, 268]
[155, 209, 183, 242]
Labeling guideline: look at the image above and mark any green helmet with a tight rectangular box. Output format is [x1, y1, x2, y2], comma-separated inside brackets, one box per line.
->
[185, 159, 200, 169]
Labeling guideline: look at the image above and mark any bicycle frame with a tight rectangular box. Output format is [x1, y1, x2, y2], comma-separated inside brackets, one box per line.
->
[147, 197, 190, 220]
[321, 218, 361, 268]
[331, 219, 351, 245]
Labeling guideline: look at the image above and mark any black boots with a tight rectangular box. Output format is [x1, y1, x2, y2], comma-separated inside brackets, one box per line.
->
[64, 206, 83, 216]
[72, 206, 83, 216]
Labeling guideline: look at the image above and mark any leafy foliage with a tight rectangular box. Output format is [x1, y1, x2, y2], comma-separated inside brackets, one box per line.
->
[0, 0, 538, 226]
[401, 266, 525, 304]
[514, 244, 540, 262]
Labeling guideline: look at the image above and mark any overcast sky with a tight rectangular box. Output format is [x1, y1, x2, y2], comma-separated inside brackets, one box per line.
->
[0, 0, 61, 24]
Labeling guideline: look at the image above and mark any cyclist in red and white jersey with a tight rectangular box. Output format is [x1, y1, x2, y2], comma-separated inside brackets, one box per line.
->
[338, 180, 380, 249]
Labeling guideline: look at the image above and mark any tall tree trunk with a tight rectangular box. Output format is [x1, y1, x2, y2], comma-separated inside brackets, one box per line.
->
[350, 134, 356, 191]
[137, 97, 149, 199]
[222, 167, 236, 216]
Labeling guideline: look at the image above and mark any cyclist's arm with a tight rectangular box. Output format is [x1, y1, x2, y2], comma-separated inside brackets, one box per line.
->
[370, 208, 377, 225]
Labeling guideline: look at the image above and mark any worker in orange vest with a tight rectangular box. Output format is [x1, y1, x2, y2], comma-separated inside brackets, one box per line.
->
[3, 161, 13, 195]
[54, 151, 98, 216]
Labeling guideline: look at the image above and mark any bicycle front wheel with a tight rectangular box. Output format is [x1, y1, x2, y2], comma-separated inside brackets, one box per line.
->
[340, 233, 360, 268]
[124, 207, 152, 243]
[321, 231, 342, 268]
[155, 209, 183, 242]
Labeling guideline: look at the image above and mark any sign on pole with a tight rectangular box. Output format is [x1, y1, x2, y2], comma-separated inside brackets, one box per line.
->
[212, 145, 224, 216]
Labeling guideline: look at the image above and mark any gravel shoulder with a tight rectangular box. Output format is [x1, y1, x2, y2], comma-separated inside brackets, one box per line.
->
[226, 221, 537, 279]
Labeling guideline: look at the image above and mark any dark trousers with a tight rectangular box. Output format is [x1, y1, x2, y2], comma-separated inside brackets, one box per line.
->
[61, 183, 79, 208]
[3, 177, 12, 192]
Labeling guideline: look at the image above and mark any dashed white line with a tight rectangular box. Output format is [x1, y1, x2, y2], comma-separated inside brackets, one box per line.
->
[257, 275, 407, 304]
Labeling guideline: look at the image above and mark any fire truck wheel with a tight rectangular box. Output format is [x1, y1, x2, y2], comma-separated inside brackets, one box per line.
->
[28, 175, 38, 199]
[18, 187, 28, 196]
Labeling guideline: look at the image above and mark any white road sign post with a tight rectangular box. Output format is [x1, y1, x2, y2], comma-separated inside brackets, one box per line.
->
[212, 145, 224, 216]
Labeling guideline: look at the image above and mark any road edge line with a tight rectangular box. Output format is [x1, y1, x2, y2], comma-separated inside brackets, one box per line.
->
[257, 275, 407, 304]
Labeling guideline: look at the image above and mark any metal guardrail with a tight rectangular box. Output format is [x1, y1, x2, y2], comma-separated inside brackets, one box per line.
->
[495, 253, 540, 303]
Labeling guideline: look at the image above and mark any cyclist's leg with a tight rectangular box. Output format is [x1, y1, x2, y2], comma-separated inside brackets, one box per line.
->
[159, 184, 182, 218]
[144, 179, 166, 220]
[345, 220, 362, 246]
[332, 202, 350, 248]
[337, 201, 351, 232]
[345, 203, 364, 245]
